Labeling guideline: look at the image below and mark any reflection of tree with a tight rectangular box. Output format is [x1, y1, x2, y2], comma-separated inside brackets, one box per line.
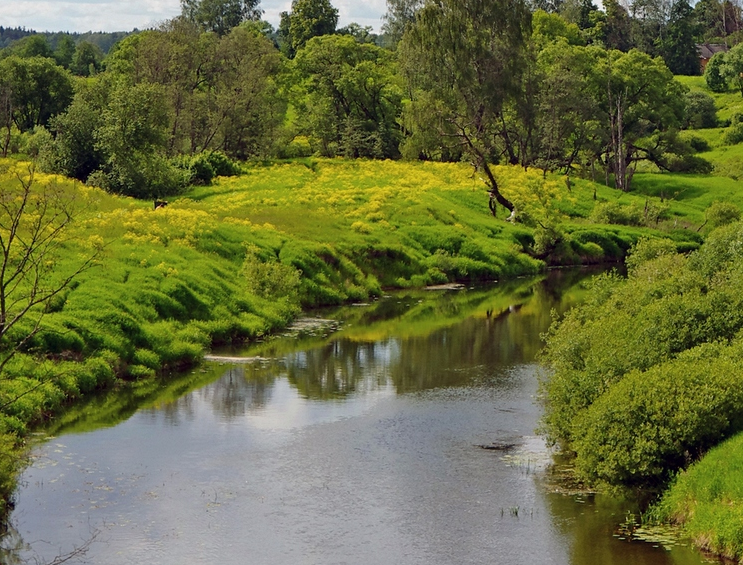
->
[286, 341, 392, 399]
[197, 365, 278, 419]
[282, 272, 592, 398]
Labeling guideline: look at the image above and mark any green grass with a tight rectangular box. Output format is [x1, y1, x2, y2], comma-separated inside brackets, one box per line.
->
[649, 430, 743, 561]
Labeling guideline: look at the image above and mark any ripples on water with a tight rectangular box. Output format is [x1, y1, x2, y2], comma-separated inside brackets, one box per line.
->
[1, 270, 709, 565]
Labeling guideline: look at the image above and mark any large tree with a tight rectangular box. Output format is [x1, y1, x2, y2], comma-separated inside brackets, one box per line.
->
[278, 0, 339, 57]
[0, 56, 73, 133]
[659, 0, 700, 75]
[401, 0, 532, 217]
[181, 0, 262, 35]
[381, 0, 423, 46]
[293, 34, 403, 158]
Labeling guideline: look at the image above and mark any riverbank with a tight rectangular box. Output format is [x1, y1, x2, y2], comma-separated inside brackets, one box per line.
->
[541, 223, 743, 561]
[0, 157, 712, 520]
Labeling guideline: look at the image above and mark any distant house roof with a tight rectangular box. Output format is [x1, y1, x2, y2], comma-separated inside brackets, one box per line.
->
[697, 43, 728, 60]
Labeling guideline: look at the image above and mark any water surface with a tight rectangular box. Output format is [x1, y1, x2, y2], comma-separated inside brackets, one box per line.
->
[2, 270, 709, 564]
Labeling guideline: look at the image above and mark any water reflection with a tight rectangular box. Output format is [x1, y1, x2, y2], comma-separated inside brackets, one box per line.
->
[1, 268, 709, 565]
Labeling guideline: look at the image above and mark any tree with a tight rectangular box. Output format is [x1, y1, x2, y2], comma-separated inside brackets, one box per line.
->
[93, 81, 187, 198]
[8, 35, 53, 59]
[705, 51, 728, 91]
[602, 0, 632, 51]
[71, 41, 103, 76]
[105, 20, 284, 159]
[534, 41, 605, 174]
[337, 23, 378, 44]
[181, 0, 263, 35]
[278, 0, 339, 57]
[293, 34, 403, 158]
[684, 90, 718, 128]
[53, 36, 76, 69]
[598, 49, 686, 190]
[659, 0, 700, 75]
[41, 80, 108, 182]
[381, 0, 423, 46]
[401, 0, 532, 217]
[725, 42, 743, 95]
[0, 56, 74, 132]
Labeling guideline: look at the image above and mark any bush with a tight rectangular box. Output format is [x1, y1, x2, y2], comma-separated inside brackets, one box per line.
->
[706, 201, 741, 229]
[242, 246, 302, 303]
[664, 153, 713, 174]
[723, 123, 743, 145]
[686, 134, 711, 153]
[589, 202, 643, 226]
[684, 91, 718, 129]
[625, 237, 677, 273]
[705, 52, 728, 92]
[572, 342, 743, 486]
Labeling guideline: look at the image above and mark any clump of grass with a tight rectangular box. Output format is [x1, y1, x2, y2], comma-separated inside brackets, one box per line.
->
[648, 431, 743, 561]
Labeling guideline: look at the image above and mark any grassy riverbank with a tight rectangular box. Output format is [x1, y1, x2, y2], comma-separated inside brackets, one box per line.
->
[0, 155, 725, 519]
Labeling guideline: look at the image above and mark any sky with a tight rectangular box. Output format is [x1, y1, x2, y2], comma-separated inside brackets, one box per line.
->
[0, 0, 388, 34]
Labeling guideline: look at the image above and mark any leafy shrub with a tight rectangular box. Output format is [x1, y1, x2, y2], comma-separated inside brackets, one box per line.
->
[589, 202, 643, 226]
[705, 52, 728, 92]
[723, 123, 743, 145]
[706, 201, 741, 229]
[664, 153, 713, 174]
[205, 151, 240, 177]
[572, 342, 743, 486]
[684, 91, 718, 129]
[686, 134, 711, 153]
[625, 237, 677, 273]
[242, 246, 302, 303]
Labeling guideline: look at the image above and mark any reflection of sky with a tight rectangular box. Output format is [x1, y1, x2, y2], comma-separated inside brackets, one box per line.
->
[2, 0, 387, 34]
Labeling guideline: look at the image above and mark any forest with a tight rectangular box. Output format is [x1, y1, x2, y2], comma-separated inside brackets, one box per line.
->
[2, 0, 743, 560]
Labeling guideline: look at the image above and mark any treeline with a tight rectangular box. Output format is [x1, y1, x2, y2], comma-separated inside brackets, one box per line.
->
[0, 26, 130, 53]
[0, 0, 731, 202]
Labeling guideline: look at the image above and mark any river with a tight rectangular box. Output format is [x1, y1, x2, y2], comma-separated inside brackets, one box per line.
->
[1, 269, 710, 564]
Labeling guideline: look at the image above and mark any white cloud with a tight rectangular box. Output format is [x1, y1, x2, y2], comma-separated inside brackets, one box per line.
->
[0, 0, 387, 34]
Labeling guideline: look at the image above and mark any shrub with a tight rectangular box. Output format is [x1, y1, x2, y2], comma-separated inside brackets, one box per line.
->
[625, 237, 677, 273]
[573, 343, 743, 486]
[664, 153, 713, 174]
[589, 202, 643, 226]
[705, 52, 728, 92]
[684, 91, 718, 129]
[706, 201, 741, 229]
[723, 123, 743, 145]
[242, 246, 302, 303]
[686, 134, 711, 153]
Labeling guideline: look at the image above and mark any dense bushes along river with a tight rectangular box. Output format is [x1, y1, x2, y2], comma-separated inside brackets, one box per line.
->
[541, 222, 743, 560]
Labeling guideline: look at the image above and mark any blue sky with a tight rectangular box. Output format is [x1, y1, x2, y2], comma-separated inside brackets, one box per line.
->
[1, 0, 387, 34]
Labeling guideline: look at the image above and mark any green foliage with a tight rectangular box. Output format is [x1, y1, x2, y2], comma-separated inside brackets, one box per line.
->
[705, 52, 728, 93]
[278, 0, 339, 57]
[684, 90, 718, 129]
[241, 245, 302, 304]
[706, 200, 741, 229]
[543, 222, 743, 488]
[0, 55, 74, 132]
[293, 35, 402, 159]
[649, 431, 743, 561]
[624, 237, 677, 272]
[589, 201, 643, 225]
[573, 343, 743, 486]
[180, 0, 262, 35]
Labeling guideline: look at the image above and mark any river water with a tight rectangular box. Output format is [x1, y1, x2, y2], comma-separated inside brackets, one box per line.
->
[1, 270, 710, 565]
